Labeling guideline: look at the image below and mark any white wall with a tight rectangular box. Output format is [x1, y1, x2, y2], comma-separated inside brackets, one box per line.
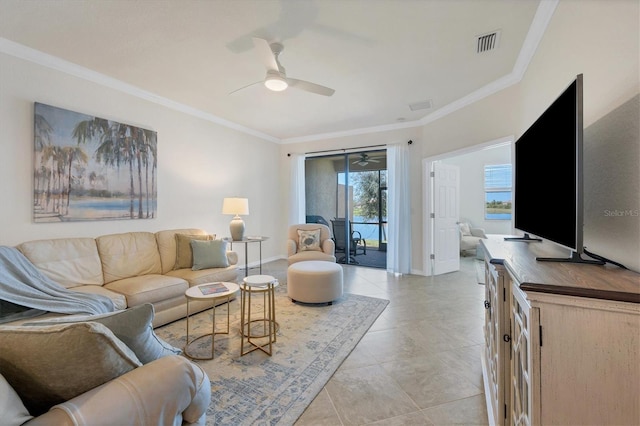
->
[441, 143, 512, 235]
[0, 53, 284, 267]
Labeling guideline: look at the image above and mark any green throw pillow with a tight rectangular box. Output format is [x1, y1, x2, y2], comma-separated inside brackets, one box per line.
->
[24, 303, 181, 364]
[0, 322, 141, 416]
[191, 239, 229, 270]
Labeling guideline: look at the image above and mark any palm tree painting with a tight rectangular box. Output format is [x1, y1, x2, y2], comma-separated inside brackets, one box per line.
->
[33, 103, 157, 222]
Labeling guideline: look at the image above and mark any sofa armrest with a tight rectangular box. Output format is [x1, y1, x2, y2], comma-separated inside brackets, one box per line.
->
[25, 355, 210, 426]
[226, 250, 238, 266]
[287, 239, 297, 257]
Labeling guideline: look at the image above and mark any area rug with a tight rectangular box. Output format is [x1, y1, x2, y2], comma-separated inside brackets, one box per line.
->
[155, 285, 389, 425]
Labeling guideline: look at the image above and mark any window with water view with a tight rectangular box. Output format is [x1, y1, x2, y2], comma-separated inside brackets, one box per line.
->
[484, 164, 512, 220]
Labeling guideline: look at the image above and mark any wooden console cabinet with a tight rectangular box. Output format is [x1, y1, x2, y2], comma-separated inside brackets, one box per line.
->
[480, 237, 640, 426]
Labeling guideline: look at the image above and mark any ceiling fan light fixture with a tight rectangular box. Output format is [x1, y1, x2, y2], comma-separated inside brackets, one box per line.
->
[264, 70, 288, 91]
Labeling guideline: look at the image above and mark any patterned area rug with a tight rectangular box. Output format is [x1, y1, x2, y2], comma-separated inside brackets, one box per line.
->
[156, 285, 389, 425]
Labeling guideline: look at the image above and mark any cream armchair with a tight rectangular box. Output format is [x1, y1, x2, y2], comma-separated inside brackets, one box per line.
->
[459, 221, 487, 256]
[287, 224, 336, 265]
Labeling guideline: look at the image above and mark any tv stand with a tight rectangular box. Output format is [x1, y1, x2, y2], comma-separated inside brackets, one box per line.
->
[536, 250, 605, 265]
[504, 233, 542, 242]
[479, 238, 639, 426]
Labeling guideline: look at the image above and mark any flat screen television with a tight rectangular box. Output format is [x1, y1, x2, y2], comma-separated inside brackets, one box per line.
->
[508, 74, 603, 264]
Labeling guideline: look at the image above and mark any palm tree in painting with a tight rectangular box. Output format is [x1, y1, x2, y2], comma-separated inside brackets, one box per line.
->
[132, 128, 157, 218]
[34, 114, 53, 209]
[148, 135, 157, 218]
[40, 144, 58, 212]
[62, 146, 89, 215]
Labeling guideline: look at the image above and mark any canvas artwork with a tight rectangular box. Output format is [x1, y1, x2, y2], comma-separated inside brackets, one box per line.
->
[33, 103, 157, 222]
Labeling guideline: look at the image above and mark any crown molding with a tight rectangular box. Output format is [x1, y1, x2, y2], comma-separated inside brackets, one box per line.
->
[0, 37, 280, 144]
[282, 0, 558, 143]
[0, 0, 557, 145]
[419, 0, 558, 126]
[280, 119, 423, 144]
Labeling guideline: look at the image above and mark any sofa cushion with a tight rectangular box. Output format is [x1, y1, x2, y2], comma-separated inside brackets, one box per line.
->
[175, 233, 214, 270]
[0, 374, 33, 426]
[155, 228, 209, 274]
[97, 232, 162, 283]
[288, 250, 337, 264]
[23, 304, 181, 364]
[165, 266, 239, 286]
[17, 237, 104, 288]
[71, 284, 128, 310]
[104, 274, 188, 307]
[191, 239, 229, 270]
[0, 322, 141, 416]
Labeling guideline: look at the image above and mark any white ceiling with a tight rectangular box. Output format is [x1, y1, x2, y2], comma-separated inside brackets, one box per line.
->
[0, 0, 544, 142]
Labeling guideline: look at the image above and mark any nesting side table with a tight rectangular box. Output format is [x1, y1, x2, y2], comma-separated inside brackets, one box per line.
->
[240, 275, 279, 356]
[184, 282, 239, 360]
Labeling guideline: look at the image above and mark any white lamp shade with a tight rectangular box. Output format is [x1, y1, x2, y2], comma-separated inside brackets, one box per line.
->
[222, 198, 249, 216]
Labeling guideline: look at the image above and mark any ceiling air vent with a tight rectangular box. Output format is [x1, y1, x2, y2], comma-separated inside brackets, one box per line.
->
[409, 99, 433, 111]
[476, 30, 501, 53]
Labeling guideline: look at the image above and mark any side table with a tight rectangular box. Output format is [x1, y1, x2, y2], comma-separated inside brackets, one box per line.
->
[240, 275, 278, 356]
[184, 282, 239, 360]
[224, 236, 269, 278]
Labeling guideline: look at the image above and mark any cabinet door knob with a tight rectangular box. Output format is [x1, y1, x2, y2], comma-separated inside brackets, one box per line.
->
[503, 334, 511, 343]
[484, 300, 491, 309]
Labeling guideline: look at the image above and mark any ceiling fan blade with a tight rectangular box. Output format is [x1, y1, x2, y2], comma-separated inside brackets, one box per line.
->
[229, 80, 263, 95]
[288, 78, 335, 97]
[252, 37, 279, 71]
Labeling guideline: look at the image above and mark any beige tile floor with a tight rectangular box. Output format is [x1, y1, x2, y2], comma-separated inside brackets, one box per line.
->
[286, 256, 490, 425]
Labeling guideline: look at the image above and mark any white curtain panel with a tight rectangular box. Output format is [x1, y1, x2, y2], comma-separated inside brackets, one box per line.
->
[387, 144, 412, 274]
[289, 154, 306, 225]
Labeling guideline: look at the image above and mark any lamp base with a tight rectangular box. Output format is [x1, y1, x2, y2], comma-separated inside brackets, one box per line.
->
[230, 217, 245, 241]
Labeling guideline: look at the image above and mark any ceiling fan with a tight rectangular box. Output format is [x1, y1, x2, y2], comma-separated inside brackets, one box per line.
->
[230, 38, 335, 97]
[353, 153, 380, 167]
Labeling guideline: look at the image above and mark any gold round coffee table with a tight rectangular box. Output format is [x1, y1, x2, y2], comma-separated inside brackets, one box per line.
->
[184, 282, 239, 360]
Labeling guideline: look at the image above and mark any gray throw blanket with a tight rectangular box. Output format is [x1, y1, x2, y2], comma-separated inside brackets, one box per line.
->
[0, 246, 115, 320]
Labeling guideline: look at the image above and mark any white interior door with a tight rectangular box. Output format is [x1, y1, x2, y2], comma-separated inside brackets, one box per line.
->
[433, 162, 460, 275]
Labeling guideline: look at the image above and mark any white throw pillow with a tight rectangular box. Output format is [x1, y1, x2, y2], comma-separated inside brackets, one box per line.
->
[297, 229, 321, 251]
[24, 303, 181, 364]
[459, 222, 472, 236]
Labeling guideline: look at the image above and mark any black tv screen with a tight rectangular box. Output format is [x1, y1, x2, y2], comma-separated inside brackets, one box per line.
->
[514, 75, 583, 252]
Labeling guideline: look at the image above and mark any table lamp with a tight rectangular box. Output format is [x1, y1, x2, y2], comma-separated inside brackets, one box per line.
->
[222, 197, 249, 241]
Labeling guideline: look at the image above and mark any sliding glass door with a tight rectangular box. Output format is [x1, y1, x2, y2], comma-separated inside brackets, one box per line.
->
[305, 150, 387, 268]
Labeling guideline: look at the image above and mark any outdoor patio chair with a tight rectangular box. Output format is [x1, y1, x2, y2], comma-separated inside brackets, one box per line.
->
[331, 218, 367, 264]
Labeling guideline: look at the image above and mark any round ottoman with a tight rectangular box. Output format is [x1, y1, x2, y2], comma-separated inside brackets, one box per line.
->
[287, 261, 343, 305]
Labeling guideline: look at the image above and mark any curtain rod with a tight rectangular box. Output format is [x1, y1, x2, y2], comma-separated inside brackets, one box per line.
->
[287, 140, 412, 157]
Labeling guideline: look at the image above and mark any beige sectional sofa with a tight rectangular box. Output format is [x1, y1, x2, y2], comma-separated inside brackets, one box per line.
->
[0, 228, 237, 424]
[15, 228, 239, 327]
